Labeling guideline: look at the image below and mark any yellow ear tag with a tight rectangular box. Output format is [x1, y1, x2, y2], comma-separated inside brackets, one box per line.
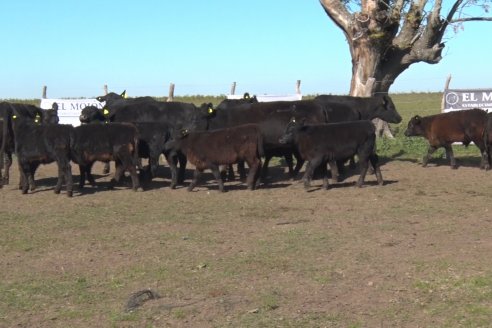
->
[208, 107, 214, 114]
[12, 115, 17, 119]
[103, 109, 109, 116]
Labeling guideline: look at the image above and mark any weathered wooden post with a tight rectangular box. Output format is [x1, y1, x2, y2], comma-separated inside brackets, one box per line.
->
[42, 86, 47, 99]
[441, 75, 452, 113]
[296, 80, 301, 95]
[103, 84, 108, 95]
[230, 82, 237, 95]
[167, 83, 175, 102]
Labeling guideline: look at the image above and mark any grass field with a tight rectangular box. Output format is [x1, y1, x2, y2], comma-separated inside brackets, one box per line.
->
[1, 93, 491, 327]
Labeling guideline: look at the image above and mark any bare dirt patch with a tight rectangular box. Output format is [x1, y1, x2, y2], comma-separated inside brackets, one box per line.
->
[1, 158, 491, 327]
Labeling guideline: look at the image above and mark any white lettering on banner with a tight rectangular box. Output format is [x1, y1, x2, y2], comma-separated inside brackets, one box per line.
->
[483, 92, 492, 102]
[40, 98, 104, 126]
[462, 93, 478, 102]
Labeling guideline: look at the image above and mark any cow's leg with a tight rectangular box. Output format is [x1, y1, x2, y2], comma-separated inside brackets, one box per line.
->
[165, 153, 178, 189]
[329, 160, 339, 182]
[86, 162, 97, 186]
[187, 169, 202, 192]
[245, 158, 261, 190]
[226, 164, 235, 181]
[261, 155, 272, 182]
[369, 153, 384, 185]
[210, 164, 225, 192]
[321, 161, 330, 190]
[283, 152, 295, 177]
[177, 152, 187, 184]
[356, 154, 370, 188]
[148, 151, 160, 179]
[292, 151, 304, 179]
[0, 151, 3, 186]
[78, 165, 87, 189]
[303, 157, 322, 190]
[64, 161, 73, 197]
[3, 151, 12, 185]
[18, 161, 30, 194]
[237, 161, 247, 180]
[28, 163, 38, 191]
[422, 145, 437, 167]
[102, 161, 110, 174]
[444, 145, 457, 169]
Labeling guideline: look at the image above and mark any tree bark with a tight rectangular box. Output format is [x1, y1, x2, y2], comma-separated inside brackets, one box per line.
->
[319, 0, 491, 138]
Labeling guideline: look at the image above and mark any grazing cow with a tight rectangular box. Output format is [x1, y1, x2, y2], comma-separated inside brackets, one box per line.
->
[70, 123, 141, 191]
[279, 119, 383, 190]
[164, 124, 263, 192]
[404, 109, 488, 169]
[0, 103, 57, 187]
[314, 94, 402, 124]
[10, 107, 73, 196]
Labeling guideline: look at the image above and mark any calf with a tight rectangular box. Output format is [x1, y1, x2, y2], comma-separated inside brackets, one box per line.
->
[279, 119, 383, 190]
[131, 122, 181, 188]
[404, 109, 487, 169]
[165, 124, 263, 192]
[70, 123, 141, 191]
[11, 110, 73, 196]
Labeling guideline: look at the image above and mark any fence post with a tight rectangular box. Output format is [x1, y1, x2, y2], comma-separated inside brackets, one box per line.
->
[296, 80, 301, 95]
[167, 83, 175, 102]
[230, 82, 236, 95]
[42, 86, 47, 99]
[441, 75, 452, 113]
[103, 84, 108, 95]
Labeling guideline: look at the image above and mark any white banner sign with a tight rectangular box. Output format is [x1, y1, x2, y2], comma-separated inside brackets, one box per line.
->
[227, 94, 302, 102]
[40, 98, 104, 126]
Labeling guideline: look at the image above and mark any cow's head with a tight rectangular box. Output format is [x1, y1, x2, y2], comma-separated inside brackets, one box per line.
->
[404, 115, 424, 137]
[42, 103, 59, 124]
[279, 117, 304, 144]
[79, 105, 106, 124]
[373, 95, 402, 123]
[96, 90, 126, 103]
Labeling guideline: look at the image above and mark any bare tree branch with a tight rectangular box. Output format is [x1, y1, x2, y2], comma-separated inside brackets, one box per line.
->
[451, 17, 492, 22]
[319, 0, 352, 33]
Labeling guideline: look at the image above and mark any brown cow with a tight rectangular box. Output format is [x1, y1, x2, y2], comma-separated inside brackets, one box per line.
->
[164, 124, 263, 192]
[404, 108, 488, 169]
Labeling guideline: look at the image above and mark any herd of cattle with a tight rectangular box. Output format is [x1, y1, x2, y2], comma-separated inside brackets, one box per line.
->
[1, 91, 492, 197]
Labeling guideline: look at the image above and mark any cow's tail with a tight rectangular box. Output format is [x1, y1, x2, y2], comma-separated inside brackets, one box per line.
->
[133, 131, 142, 171]
[257, 129, 265, 158]
[482, 116, 491, 169]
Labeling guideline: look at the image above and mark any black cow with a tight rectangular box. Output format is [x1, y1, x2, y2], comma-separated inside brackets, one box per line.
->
[314, 94, 402, 123]
[1, 103, 58, 187]
[208, 100, 327, 180]
[10, 107, 73, 196]
[216, 93, 258, 111]
[164, 124, 263, 192]
[279, 119, 383, 190]
[405, 109, 488, 169]
[131, 122, 182, 188]
[70, 123, 141, 191]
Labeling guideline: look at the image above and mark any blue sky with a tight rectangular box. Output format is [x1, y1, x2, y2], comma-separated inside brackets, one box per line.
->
[1, 1, 491, 99]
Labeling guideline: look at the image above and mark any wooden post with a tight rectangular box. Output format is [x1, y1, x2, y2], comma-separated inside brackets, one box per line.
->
[230, 82, 236, 95]
[167, 83, 175, 102]
[441, 75, 452, 113]
[295, 80, 301, 95]
[42, 86, 47, 99]
[103, 84, 108, 95]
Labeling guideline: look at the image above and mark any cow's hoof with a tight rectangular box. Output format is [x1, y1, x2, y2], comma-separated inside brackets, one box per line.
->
[186, 186, 194, 192]
[67, 191, 73, 197]
[54, 189, 61, 194]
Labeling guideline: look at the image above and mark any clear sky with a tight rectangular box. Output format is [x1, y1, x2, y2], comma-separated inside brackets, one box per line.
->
[1, 1, 491, 99]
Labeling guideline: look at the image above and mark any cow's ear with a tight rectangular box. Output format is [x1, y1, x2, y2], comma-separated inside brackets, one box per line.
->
[120, 90, 127, 98]
[52, 103, 59, 111]
[103, 108, 110, 116]
[243, 92, 250, 99]
[289, 116, 296, 123]
[180, 128, 189, 137]
[413, 115, 421, 123]
[207, 103, 215, 115]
